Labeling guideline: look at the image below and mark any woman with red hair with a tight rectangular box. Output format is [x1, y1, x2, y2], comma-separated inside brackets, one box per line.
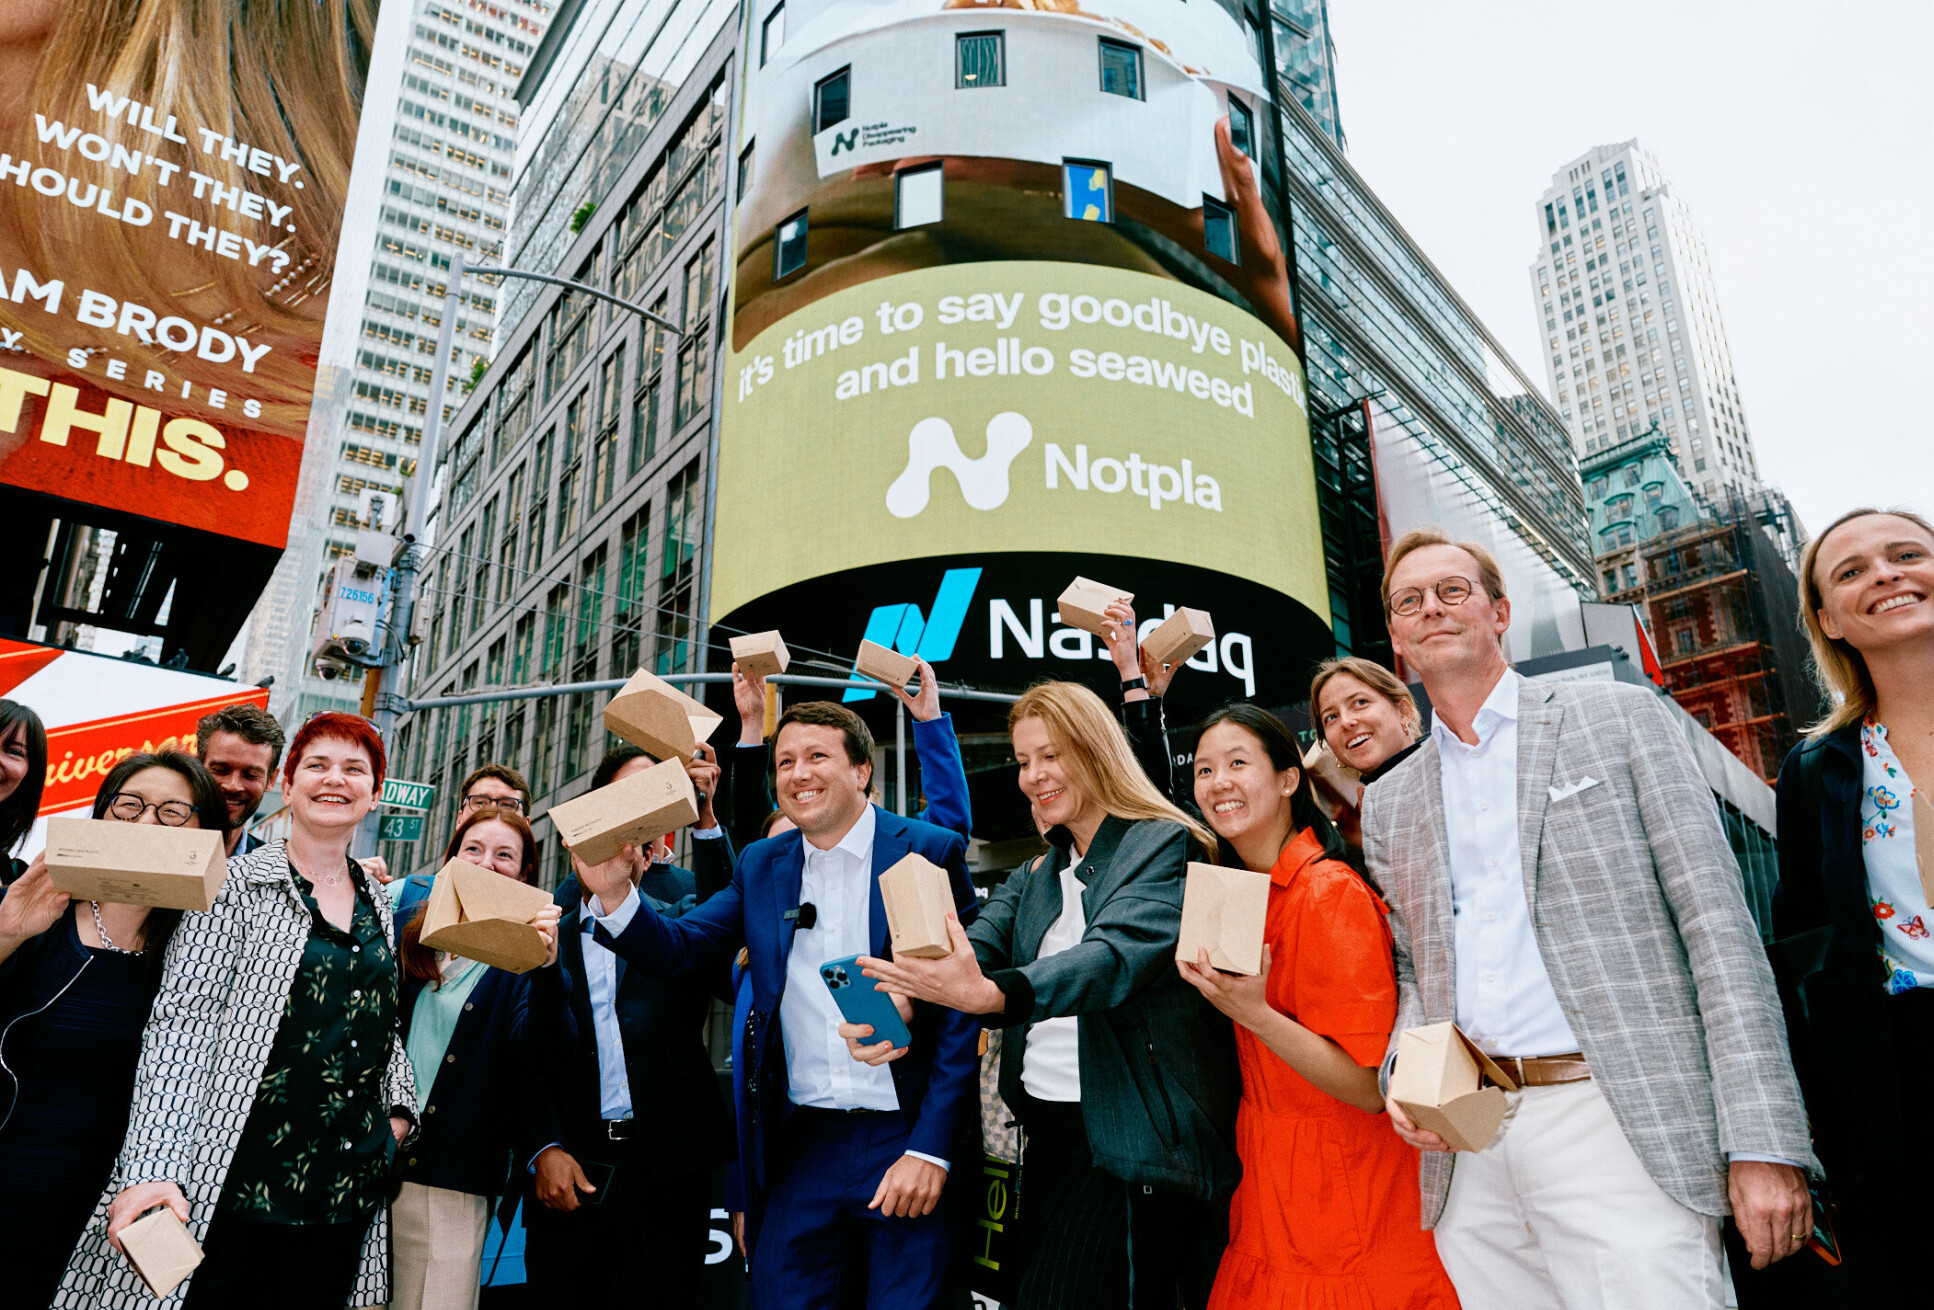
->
[58, 714, 420, 1310]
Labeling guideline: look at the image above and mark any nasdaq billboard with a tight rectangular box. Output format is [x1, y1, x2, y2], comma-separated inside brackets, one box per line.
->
[713, 0, 1330, 711]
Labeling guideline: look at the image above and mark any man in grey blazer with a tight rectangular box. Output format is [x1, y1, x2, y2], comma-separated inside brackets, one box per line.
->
[1365, 528, 1816, 1307]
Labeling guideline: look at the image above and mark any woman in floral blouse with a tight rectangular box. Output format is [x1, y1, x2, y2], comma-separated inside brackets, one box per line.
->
[1772, 506, 1934, 1301]
[56, 713, 417, 1310]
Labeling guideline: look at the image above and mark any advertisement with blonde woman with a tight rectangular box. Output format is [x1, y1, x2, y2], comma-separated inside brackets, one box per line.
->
[0, 0, 383, 550]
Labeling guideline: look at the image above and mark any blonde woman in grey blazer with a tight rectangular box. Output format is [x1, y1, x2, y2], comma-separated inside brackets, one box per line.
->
[1363, 530, 1816, 1309]
[55, 714, 416, 1310]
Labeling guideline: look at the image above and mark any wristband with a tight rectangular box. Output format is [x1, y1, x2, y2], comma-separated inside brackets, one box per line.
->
[1120, 676, 1148, 692]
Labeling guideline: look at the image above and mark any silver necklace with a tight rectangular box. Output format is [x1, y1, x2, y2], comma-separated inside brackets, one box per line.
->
[290, 856, 348, 888]
[90, 901, 144, 956]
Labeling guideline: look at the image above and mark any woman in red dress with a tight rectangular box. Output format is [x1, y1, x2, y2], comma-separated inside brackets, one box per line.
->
[1178, 703, 1457, 1309]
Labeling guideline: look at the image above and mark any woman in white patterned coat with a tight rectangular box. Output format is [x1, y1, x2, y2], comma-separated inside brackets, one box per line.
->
[55, 712, 418, 1310]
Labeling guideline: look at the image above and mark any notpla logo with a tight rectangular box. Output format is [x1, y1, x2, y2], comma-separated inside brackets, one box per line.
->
[884, 412, 1032, 518]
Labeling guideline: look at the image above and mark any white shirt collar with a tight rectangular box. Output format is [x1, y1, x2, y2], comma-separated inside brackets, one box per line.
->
[1431, 666, 1522, 751]
[805, 801, 877, 866]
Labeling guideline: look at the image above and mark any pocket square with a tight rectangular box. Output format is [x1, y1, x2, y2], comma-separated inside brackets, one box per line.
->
[1549, 777, 1601, 802]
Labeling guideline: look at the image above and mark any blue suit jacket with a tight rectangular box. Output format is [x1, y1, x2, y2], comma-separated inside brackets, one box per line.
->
[599, 805, 980, 1253]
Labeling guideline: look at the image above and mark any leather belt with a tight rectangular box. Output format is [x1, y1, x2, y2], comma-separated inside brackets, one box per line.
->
[1490, 1052, 1591, 1087]
[603, 1118, 636, 1141]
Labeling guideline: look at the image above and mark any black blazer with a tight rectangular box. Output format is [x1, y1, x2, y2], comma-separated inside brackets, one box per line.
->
[1771, 724, 1896, 1190]
[522, 862, 733, 1181]
[396, 965, 533, 1197]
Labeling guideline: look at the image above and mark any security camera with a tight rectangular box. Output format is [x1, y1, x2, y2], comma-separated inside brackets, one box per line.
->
[313, 653, 351, 680]
[342, 637, 370, 658]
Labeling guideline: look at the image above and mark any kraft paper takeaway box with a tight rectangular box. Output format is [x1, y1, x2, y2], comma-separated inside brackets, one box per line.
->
[548, 758, 700, 867]
[1176, 862, 1270, 975]
[120, 1205, 204, 1299]
[1141, 608, 1216, 669]
[44, 817, 227, 912]
[604, 668, 724, 763]
[1055, 577, 1135, 636]
[855, 640, 917, 690]
[1388, 1021, 1520, 1154]
[879, 852, 955, 959]
[420, 857, 557, 974]
[730, 630, 791, 679]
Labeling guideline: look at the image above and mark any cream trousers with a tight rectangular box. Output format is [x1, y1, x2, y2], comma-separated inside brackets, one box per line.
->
[1433, 1079, 1724, 1309]
[389, 1181, 489, 1310]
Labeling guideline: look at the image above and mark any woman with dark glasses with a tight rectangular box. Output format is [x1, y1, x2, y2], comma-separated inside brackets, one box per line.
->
[0, 751, 226, 1309]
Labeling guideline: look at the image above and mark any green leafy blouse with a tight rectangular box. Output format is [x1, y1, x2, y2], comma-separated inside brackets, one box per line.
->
[220, 862, 401, 1224]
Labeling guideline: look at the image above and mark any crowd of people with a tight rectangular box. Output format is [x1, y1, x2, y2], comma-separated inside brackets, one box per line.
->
[0, 505, 1927, 1309]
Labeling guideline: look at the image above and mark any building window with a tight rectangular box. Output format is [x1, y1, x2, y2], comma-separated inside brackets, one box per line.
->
[956, 31, 1003, 87]
[590, 345, 623, 509]
[674, 327, 710, 429]
[896, 164, 944, 229]
[1601, 569, 1617, 593]
[774, 209, 809, 279]
[1063, 161, 1112, 222]
[655, 461, 703, 675]
[1227, 95, 1255, 158]
[1657, 506, 1680, 531]
[1624, 564, 1639, 590]
[1202, 196, 1238, 263]
[1098, 38, 1142, 99]
[813, 67, 850, 133]
[760, 3, 784, 66]
[737, 142, 754, 198]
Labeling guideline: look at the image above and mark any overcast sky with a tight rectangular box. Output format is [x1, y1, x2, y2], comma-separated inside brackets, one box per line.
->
[1323, 0, 1933, 540]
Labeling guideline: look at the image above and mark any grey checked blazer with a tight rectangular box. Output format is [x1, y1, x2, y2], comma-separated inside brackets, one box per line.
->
[1362, 677, 1816, 1225]
[54, 840, 416, 1309]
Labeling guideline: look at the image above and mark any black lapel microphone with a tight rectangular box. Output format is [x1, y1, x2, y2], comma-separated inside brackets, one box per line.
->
[784, 902, 817, 930]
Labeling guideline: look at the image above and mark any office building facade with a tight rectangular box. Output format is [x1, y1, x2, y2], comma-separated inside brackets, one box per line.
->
[246, 0, 552, 723]
[386, 1, 737, 881]
[1530, 140, 1765, 505]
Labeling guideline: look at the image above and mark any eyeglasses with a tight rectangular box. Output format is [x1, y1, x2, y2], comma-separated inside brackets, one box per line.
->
[1387, 575, 1484, 618]
[461, 794, 526, 814]
[106, 794, 197, 826]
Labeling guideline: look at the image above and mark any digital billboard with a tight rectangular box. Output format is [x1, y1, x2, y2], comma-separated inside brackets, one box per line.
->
[0, 0, 380, 550]
[713, 0, 1331, 714]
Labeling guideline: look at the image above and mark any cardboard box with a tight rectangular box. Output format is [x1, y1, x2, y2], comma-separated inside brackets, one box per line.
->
[1175, 862, 1270, 975]
[1388, 1022, 1520, 1153]
[418, 857, 557, 974]
[855, 639, 917, 690]
[547, 758, 700, 866]
[1141, 607, 1215, 668]
[879, 852, 955, 959]
[1055, 576, 1135, 636]
[43, 817, 227, 912]
[729, 630, 791, 679]
[119, 1205, 203, 1299]
[604, 668, 724, 763]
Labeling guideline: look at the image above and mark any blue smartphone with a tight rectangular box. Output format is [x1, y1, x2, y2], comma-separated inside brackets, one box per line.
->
[819, 954, 912, 1050]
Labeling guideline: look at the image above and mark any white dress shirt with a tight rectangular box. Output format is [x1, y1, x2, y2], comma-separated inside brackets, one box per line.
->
[1433, 667, 1580, 1059]
[1022, 856, 1087, 1102]
[585, 887, 642, 1120]
[778, 806, 948, 1170]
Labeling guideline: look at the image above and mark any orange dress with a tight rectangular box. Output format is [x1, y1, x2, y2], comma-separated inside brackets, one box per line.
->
[1207, 828, 1459, 1310]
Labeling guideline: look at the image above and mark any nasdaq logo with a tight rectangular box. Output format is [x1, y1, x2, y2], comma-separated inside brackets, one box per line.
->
[844, 568, 982, 702]
[885, 412, 1032, 518]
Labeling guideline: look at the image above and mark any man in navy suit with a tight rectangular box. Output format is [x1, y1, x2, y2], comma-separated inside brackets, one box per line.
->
[591, 701, 979, 1310]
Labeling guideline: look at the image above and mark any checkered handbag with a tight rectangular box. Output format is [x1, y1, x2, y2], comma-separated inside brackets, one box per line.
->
[979, 1027, 1024, 1164]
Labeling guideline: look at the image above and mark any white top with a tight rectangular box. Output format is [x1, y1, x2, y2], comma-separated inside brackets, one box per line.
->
[1861, 718, 1934, 993]
[1022, 855, 1088, 1102]
[778, 804, 902, 1113]
[1432, 668, 1580, 1058]
[585, 889, 639, 1120]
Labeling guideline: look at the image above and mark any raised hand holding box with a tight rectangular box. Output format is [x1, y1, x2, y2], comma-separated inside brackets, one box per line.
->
[44, 817, 227, 912]
[604, 668, 724, 762]
[879, 852, 955, 959]
[1056, 576, 1135, 636]
[1141, 607, 1215, 669]
[855, 639, 918, 690]
[548, 758, 700, 866]
[729, 629, 791, 680]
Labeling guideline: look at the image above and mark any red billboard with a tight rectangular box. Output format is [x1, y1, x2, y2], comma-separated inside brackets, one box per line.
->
[0, 3, 381, 548]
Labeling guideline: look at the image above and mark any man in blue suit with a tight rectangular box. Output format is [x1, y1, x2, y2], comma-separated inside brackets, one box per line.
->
[590, 700, 979, 1310]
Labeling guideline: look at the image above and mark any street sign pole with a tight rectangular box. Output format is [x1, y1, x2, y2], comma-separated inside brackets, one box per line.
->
[356, 257, 685, 859]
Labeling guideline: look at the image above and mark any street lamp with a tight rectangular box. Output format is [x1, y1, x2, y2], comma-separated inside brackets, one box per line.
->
[355, 251, 683, 855]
